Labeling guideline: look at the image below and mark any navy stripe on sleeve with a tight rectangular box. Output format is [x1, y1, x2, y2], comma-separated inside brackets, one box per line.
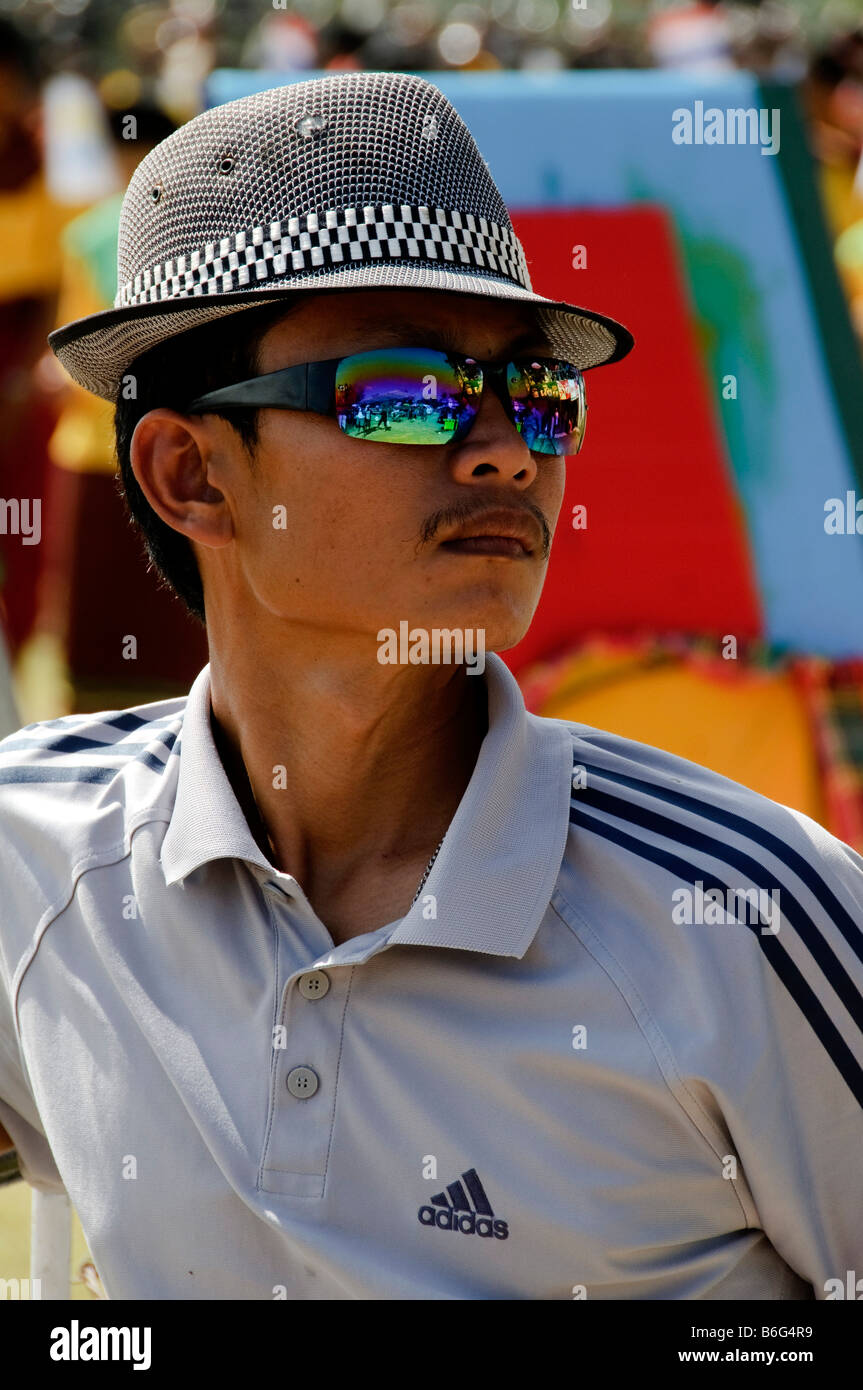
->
[0, 766, 120, 785]
[2, 736, 156, 755]
[0, 728, 179, 766]
[573, 781, 863, 1036]
[580, 760, 863, 967]
[569, 800, 863, 1108]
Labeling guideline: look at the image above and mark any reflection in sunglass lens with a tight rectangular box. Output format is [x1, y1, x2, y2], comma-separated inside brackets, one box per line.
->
[334, 347, 585, 455]
[334, 348, 480, 444]
[508, 359, 586, 457]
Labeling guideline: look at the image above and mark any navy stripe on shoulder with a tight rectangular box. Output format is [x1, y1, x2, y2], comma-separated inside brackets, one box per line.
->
[0, 729, 180, 784]
[133, 728, 179, 773]
[2, 736, 153, 755]
[99, 712, 149, 732]
[0, 766, 118, 785]
[0, 724, 180, 762]
[570, 802, 863, 1110]
[572, 781, 863, 1037]
[579, 760, 863, 967]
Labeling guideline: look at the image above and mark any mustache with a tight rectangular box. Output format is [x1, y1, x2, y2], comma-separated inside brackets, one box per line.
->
[419, 499, 552, 560]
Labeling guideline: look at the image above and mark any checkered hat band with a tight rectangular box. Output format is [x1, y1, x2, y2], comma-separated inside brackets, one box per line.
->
[116, 204, 531, 309]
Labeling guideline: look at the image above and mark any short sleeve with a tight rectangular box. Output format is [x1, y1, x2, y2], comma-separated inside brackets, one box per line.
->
[724, 809, 863, 1295]
[563, 731, 863, 1297]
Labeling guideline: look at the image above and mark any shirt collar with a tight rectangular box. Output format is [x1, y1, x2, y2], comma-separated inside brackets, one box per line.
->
[160, 653, 574, 957]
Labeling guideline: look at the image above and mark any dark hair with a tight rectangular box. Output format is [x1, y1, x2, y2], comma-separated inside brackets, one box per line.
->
[114, 296, 309, 625]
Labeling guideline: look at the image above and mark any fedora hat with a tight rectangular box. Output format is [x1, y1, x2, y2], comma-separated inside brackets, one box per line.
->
[49, 70, 634, 401]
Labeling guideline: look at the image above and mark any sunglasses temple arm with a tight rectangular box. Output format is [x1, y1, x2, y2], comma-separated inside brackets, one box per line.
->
[185, 363, 313, 413]
[307, 360, 341, 415]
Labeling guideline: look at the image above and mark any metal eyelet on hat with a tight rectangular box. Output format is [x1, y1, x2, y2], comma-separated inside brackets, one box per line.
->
[218, 154, 236, 174]
[293, 112, 328, 140]
[150, 181, 163, 203]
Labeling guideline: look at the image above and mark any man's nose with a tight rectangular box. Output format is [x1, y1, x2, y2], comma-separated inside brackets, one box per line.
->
[448, 366, 537, 485]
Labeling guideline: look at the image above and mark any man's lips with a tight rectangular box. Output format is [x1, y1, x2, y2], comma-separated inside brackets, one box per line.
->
[439, 536, 530, 557]
[436, 508, 543, 557]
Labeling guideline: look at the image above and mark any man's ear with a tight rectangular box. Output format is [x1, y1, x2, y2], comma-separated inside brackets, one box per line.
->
[130, 408, 234, 550]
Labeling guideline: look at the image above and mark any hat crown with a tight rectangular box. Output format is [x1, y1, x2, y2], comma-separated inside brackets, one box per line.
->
[118, 71, 521, 304]
[50, 70, 633, 402]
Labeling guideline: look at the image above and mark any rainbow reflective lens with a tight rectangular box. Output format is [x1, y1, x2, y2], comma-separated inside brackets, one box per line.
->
[334, 347, 586, 455]
[186, 343, 587, 456]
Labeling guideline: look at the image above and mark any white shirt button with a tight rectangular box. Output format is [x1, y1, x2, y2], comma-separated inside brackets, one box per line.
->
[286, 1066, 319, 1098]
[298, 970, 330, 999]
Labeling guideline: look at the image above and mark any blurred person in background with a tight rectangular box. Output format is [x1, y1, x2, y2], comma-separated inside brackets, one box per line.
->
[18, 101, 188, 718]
[805, 31, 863, 236]
[241, 11, 321, 73]
[0, 18, 81, 661]
[805, 29, 863, 342]
[48, 103, 177, 480]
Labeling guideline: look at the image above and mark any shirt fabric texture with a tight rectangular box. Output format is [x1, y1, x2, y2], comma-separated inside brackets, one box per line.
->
[0, 652, 861, 1300]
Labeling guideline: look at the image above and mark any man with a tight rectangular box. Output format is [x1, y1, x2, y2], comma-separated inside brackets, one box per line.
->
[0, 71, 861, 1301]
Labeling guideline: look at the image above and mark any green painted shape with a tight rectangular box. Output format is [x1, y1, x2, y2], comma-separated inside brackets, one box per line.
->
[672, 220, 775, 487]
[62, 191, 124, 308]
[621, 170, 775, 489]
[761, 80, 863, 487]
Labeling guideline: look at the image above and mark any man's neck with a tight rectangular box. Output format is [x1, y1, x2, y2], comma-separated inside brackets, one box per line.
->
[208, 641, 489, 942]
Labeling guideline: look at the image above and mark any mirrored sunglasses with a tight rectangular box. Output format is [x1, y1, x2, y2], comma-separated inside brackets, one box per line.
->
[186, 345, 587, 457]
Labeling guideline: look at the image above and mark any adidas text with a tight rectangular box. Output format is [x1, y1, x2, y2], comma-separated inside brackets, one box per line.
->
[418, 1207, 509, 1238]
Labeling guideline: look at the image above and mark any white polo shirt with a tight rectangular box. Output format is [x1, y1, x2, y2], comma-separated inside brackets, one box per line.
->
[1, 651, 862, 1300]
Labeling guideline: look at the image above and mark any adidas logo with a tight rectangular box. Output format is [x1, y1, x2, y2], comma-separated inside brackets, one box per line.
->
[418, 1168, 509, 1240]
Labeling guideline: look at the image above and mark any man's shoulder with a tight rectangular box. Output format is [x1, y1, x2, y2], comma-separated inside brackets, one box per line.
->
[0, 692, 188, 791]
[554, 714, 863, 908]
[546, 721, 863, 1191]
[550, 715, 863, 1057]
[0, 692, 189, 941]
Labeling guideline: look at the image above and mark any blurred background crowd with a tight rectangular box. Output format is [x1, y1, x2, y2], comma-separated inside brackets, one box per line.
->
[4, 0, 863, 83]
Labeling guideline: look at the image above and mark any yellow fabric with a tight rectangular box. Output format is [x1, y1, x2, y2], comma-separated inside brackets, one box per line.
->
[817, 161, 863, 241]
[835, 218, 863, 301]
[47, 395, 115, 473]
[537, 654, 826, 825]
[48, 244, 116, 474]
[0, 174, 78, 300]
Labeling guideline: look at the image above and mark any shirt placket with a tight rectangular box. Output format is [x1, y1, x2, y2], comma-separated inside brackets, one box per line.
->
[257, 879, 387, 1198]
